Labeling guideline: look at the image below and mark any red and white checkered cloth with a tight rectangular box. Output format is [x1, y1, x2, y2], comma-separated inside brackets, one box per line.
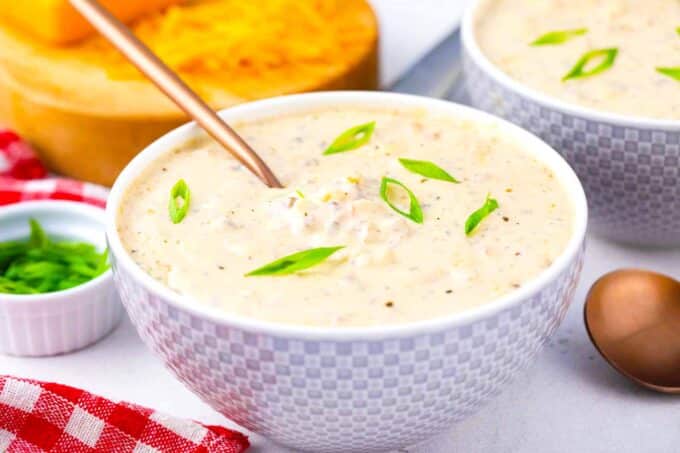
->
[0, 132, 249, 451]
[0, 130, 108, 208]
[0, 376, 250, 453]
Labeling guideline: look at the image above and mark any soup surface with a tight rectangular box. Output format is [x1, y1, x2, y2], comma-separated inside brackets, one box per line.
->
[475, 0, 680, 120]
[118, 107, 573, 327]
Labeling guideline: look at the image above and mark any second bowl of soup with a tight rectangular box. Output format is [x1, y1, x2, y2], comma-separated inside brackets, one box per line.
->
[463, 0, 680, 246]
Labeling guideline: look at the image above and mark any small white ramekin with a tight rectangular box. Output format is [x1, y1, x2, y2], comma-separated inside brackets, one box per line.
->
[0, 201, 122, 357]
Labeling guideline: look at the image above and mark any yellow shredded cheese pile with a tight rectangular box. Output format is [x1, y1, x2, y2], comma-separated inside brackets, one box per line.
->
[77, 0, 377, 97]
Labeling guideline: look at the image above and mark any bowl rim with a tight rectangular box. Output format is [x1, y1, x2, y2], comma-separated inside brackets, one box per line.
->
[106, 91, 588, 340]
[0, 200, 113, 305]
[461, 0, 680, 131]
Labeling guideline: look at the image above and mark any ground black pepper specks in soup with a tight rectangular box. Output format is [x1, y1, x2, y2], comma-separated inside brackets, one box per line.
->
[118, 107, 573, 327]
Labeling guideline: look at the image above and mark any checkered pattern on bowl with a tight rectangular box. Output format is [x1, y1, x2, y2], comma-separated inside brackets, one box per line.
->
[112, 246, 582, 452]
[461, 3, 680, 247]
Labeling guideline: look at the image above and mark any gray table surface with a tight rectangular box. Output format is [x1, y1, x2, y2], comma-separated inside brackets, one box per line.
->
[4, 13, 680, 453]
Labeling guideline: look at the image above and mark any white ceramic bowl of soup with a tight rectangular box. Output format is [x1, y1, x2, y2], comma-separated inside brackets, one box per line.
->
[462, 0, 680, 246]
[106, 92, 587, 452]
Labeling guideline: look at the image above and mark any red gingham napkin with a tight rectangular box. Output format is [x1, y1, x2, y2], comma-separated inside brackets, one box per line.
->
[0, 130, 108, 208]
[0, 376, 250, 453]
[0, 132, 249, 451]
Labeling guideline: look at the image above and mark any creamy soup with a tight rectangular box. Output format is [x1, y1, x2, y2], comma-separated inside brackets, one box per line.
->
[118, 108, 573, 327]
[476, 0, 680, 120]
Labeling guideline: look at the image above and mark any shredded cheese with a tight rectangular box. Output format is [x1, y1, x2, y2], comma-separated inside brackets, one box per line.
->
[76, 0, 377, 97]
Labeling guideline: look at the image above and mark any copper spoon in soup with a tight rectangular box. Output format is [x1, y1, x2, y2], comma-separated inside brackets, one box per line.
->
[584, 269, 680, 393]
[69, 0, 283, 189]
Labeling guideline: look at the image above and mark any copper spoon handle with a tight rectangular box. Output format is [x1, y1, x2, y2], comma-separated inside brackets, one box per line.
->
[69, 0, 283, 188]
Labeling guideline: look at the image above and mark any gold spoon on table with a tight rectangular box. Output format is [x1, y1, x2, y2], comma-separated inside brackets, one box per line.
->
[69, 0, 283, 189]
[584, 269, 680, 393]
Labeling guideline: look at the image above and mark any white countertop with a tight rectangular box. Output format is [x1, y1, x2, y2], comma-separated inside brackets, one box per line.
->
[3, 2, 680, 452]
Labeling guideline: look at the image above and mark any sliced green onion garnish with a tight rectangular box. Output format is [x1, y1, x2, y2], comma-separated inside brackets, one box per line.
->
[295, 189, 305, 198]
[380, 177, 423, 224]
[398, 158, 459, 183]
[245, 246, 344, 276]
[323, 121, 376, 155]
[0, 219, 110, 295]
[0, 241, 29, 271]
[563, 48, 618, 81]
[657, 67, 680, 82]
[169, 179, 191, 224]
[28, 219, 48, 248]
[0, 277, 39, 294]
[465, 194, 499, 236]
[531, 28, 588, 46]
